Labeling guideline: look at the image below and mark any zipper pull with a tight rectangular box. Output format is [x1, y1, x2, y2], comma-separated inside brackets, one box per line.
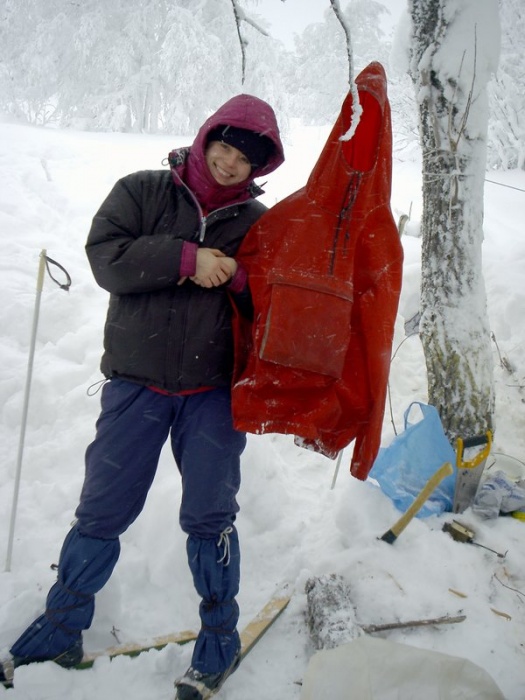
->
[199, 216, 207, 242]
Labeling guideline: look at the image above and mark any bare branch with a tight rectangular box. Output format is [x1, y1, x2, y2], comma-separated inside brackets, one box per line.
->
[243, 16, 269, 37]
[329, 0, 362, 141]
[329, 0, 354, 88]
[231, 0, 247, 85]
[230, 0, 270, 85]
[456, 26, 477, 145]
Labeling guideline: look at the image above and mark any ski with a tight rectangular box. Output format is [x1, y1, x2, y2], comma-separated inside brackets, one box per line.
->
[2, 591, 291, 690]
[81, 591, 291, 670]
[78, 629, 198, 669]
[238, 591, 291, 658]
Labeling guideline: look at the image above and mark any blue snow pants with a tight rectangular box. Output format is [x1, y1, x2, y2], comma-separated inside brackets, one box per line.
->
[11, 379, 246, 674]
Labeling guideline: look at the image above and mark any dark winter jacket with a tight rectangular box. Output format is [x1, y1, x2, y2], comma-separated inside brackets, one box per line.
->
[85, 95, 284, 392]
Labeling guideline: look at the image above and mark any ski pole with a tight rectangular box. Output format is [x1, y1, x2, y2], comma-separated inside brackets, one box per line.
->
[331, 450, 344, 490]
[5, 249, 47, 572]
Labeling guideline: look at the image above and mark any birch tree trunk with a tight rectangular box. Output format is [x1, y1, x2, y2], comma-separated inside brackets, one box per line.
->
[408, 0, 499, 441]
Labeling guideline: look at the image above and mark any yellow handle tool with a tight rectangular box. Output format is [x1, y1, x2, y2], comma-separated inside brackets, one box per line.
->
[380, 462, 454, 544]
[456, 431, 493, 470]
[453, 431, 492, 514]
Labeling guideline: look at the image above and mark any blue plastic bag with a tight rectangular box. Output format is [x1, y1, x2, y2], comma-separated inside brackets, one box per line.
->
[369, 402, 456, 517]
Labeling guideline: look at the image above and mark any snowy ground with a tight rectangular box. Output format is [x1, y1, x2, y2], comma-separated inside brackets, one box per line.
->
[0, 116, 524, 699]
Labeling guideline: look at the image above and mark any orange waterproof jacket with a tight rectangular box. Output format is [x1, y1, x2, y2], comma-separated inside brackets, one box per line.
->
[231, 62, 403, 480]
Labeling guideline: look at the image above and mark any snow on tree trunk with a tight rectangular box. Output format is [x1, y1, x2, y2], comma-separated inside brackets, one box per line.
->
[408, 0, 500, 441]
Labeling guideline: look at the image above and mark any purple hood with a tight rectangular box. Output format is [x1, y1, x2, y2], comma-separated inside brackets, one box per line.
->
[170, 94, 284, 212]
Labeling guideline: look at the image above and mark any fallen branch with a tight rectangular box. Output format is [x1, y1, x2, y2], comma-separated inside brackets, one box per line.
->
[494, 573, 525, 600]
[361, 614, 466, 634]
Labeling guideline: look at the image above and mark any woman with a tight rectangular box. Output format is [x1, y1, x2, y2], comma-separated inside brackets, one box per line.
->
[1, 94, 284, 700]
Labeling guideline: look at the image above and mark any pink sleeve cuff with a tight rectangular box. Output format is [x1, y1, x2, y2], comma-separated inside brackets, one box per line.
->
[228, 263, 248, 293]
[180, 242, 198, 277]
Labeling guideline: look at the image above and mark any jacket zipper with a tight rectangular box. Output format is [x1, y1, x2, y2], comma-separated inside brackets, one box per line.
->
[170, 167, 242, 243]
[199, 216, 207, 242]
[168, 169, 244, 386]
[198, 203, 240, 242]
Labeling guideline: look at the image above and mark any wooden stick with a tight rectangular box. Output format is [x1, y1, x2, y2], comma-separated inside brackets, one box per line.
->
[361, 613, 466, 634]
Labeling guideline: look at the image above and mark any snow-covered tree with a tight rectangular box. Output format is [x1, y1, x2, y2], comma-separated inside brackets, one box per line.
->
[160, 0, 290, 135]
[408, 0, 499, 440]
[487, 0, 525, 170]
[62, 0, 169, 132]
[0, 0, 291, 134]
[0, 0, 74, 124]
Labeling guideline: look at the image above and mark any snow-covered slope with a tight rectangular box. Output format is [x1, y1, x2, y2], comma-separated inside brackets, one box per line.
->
[0, 121, 524, 699]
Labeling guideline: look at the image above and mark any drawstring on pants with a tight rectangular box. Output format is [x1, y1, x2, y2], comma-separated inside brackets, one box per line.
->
[217, 526, 233, 566]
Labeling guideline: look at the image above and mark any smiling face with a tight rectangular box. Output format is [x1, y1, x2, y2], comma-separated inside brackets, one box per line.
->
[205, 140, 252, 186]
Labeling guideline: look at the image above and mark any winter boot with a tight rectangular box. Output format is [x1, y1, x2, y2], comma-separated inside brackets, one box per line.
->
[1, 638, 84, 687]
[174, 651, 241, 700]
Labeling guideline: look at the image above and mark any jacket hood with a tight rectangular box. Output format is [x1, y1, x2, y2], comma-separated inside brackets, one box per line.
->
[193, 94, 285, 178]
[170, 94, 284, 212]
[306, 61, 391, 214]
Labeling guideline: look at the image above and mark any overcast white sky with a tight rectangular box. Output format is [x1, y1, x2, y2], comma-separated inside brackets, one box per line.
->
[255, 0, 326, 47]
[255, 0, 407, 48]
